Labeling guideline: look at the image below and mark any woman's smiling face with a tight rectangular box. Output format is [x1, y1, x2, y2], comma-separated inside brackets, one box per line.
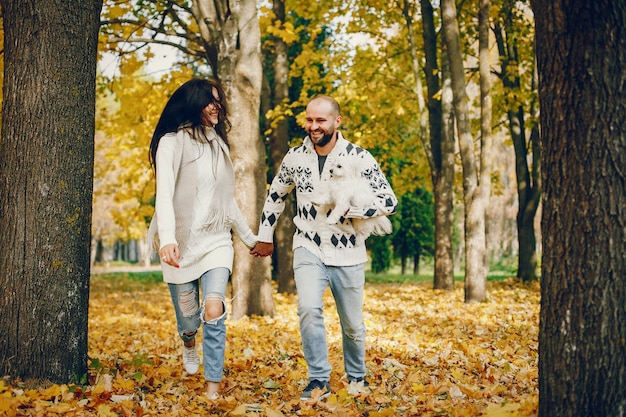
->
[202, 87, 221, 126]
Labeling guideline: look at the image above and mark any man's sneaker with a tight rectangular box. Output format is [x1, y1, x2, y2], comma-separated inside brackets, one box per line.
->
[300, 379, 331, 400]
[182, 345, 200, 375]
[348, 376, 370, 395]
[350, 376, 370, 387]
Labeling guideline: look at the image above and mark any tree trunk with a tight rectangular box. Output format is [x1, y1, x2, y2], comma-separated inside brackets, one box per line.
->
[441, 0, 487, 302]
[192, 0, 275, 319]
[0, 0, 102, 383]
[478, 0, 493, 274]
[413, 252, 421, 275]
[532, 1, 626, 415]
[269, 0, 296, 294]
[494, 14, 541, 281]
[441, 50, 458, 281]
[421, 0, 455, 291]
[516, 125, 541, 281]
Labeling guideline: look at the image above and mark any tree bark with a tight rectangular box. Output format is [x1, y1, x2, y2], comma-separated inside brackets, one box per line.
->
[0, 0, 102, 382]
[421, 0, 455, 291]
[441, 0, 487, 302]
[269, 0, 296, 294]
[192, 0, 275, 318]
[532, 1, 626, 415]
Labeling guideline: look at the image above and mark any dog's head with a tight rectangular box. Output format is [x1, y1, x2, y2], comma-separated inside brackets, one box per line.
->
[328, 156, 361, 180]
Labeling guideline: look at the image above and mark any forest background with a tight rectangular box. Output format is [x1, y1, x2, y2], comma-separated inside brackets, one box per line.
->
[93, 0, 539, 300]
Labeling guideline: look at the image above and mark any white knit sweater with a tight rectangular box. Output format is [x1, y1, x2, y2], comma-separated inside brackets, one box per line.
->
[148, 128, 257, 284]
[257, 132, 398, 266]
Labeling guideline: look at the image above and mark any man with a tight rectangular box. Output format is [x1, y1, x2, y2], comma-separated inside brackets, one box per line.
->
[251, 96, 398, 400]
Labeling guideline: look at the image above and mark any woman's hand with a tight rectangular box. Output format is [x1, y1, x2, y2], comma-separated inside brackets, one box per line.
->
[159, 244, 180, 268]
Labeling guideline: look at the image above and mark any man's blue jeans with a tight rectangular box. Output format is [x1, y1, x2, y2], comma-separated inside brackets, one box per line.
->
[293, 247, 367, 382]
[168, 267, 229, 382]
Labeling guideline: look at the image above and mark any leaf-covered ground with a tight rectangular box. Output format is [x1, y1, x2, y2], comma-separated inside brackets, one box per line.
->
[1, 275, 539, 416]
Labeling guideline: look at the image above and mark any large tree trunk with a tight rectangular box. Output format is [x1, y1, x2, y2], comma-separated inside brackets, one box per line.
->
[269, 0, 296, 295]
[0, 0, 102, 383]
[421, 0, 455, 291]
[532, 1, 626, 415]
[192, 0, 275, 319]
[441, 0, 487, 302]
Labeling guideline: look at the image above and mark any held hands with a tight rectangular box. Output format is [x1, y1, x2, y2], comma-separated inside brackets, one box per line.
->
[250, 242, 274, 258]
[159, 243, 180, 268]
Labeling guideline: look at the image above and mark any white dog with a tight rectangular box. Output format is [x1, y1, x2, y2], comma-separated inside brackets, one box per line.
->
[313, 155, 392, 239]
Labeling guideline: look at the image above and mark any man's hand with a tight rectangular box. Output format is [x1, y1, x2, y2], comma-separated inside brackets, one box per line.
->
[250, 242, 274, 257]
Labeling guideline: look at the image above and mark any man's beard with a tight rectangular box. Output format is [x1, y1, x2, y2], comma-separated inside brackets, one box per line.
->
[309, 130, 335, 147]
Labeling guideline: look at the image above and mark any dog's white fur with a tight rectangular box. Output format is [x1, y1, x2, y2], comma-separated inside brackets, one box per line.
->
[313, 156, 392, 239]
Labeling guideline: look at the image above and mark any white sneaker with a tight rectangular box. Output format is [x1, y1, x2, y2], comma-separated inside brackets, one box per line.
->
[206, 391, 220, 401]
[182, 345, 200, 375]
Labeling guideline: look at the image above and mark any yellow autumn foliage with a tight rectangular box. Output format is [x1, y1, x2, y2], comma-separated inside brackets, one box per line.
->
[0, 274, 539, 416]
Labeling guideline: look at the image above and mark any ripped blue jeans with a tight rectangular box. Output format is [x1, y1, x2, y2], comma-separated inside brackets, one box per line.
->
[168, 267, 229, 382]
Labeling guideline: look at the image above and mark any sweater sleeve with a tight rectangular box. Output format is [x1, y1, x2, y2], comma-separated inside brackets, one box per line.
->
[229, 198, 258, 249]
[345, 151, 399, 220]
[154, 134, 179, 249]
[257, 153, 296, 243]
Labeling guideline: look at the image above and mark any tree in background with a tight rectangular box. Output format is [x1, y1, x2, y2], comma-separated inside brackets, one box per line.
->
[369, 235, 392, 274]
[394, 0, 456, 288]
[392, 187, 435, 275]
[493, 0, 541, 281]
[0, 0, 103, 382]
[260, 0, 296, 294]
[441, 0, 491, 302]
[420, 0, 456, 291]
[478, 0, 494, 274]
[532, 0, 626, 415]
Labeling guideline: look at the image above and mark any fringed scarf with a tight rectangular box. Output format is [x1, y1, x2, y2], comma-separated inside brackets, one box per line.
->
[192, 124, 236, 232]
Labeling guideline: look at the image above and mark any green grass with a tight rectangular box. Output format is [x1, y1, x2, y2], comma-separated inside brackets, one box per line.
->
[90, 270, 163, 293]
[365, 259, 518, 284]
[90, 260, 519, 289]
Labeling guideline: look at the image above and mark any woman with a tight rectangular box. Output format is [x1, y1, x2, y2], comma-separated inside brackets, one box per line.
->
[148, 78, 257, 399]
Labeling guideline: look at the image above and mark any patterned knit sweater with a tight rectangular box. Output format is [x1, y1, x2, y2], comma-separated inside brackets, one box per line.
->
[148, 128, 257, 284]
[257, 132, 398, 266]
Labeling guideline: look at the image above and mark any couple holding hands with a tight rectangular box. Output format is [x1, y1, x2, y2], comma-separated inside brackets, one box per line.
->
[148, 78, 397, 401]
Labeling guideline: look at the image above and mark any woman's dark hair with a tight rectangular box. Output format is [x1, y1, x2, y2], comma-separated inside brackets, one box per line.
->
[149, 78, 231, 171]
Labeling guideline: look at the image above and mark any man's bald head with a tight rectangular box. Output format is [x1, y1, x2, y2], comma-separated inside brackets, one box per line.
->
[307, 96, 341, 117]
